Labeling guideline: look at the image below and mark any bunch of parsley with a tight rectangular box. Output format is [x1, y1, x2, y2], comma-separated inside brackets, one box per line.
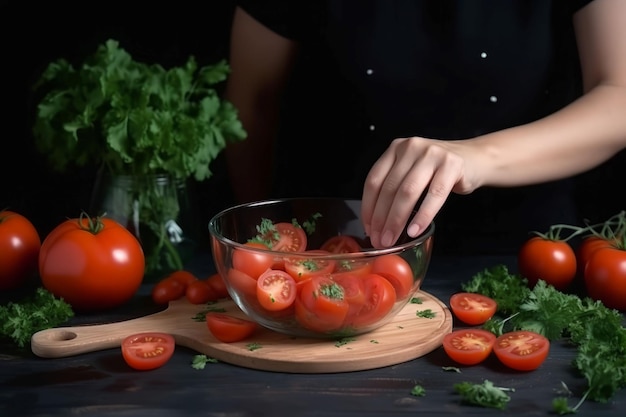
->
[462, 265, 626, 413]
[31, 39, 247, 275]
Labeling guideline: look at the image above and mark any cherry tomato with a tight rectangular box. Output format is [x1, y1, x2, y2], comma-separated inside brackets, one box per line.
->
[0, 210, 41, 291]
[320, 235, 362, 253]
[284, 250, 336, 282]
[39, 215, 145, 311]
[584, 246, 626, 310]
[349, 273, 397, 328]
[449, 292, 497, 325]
[296, 275, 350, 332]
[371, 254, 415, 299]
[206, 312, 258, 342]
[517, 236, 577, 290]
[206, 272, 230, 299]
[267, 222, 307, 253]
[185, 279, 217, 304]
[257, 269, 297, 311]
[332, 273, 367, 324]
[121, 332, 175, 371]
[226, 267, 258, 301]
[442, 328, 496, 365]
[169, 270, 198, 288]
[151, 277, 185, 305]
[493, 330, 550, 371]
[332, 259, 373, 277]
[232, 241, 275, 279]
[577, 236, 616, 277]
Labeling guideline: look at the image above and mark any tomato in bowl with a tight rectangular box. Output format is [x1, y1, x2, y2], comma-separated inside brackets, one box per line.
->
[208, 198, 435, 339]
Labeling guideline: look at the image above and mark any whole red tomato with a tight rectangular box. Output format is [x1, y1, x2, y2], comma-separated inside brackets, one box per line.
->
[39, 214, 145, 311]
[517, 236, 577, 290]
[577, 236, 615, 275]
[584, 246, 626, 311]
[0, 210, 41, 291]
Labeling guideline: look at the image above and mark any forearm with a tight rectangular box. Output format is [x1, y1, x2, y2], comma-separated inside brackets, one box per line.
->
[472, 83, 626, 187]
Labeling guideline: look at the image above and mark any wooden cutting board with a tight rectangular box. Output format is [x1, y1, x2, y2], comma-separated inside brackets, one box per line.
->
[31, 290, 452, 373]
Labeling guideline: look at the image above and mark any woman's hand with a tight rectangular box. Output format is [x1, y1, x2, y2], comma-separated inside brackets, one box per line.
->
[361, 136, 485, 248]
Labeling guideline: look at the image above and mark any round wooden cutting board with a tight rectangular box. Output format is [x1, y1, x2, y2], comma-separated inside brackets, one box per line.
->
[31, 290, 452, 373]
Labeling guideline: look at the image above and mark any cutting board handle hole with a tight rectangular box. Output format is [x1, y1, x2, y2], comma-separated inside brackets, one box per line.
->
[51, 330, 77, 342]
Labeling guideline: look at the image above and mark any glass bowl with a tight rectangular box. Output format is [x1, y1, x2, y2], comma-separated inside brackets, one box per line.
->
[208, 198, 434, 338]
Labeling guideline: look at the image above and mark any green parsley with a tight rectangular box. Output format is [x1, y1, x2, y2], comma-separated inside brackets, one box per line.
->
[191, 354, 218, 370]
[410, 385, 426, 397]
[246, 342, 262, 351]
[454, 380, 514, 410]
[416, 309, 436, 318]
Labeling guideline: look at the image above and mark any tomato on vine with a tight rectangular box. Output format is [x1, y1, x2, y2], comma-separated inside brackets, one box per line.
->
[517, 224, 583, 291]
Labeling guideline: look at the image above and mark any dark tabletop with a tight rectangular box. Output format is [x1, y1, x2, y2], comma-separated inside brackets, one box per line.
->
[1, 254, 624, 417]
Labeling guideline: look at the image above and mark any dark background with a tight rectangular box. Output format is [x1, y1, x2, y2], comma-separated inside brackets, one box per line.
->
[1, 0, 624, 244]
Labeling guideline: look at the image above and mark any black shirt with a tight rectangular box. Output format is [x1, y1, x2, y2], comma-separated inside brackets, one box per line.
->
[236, 0, 595, 255]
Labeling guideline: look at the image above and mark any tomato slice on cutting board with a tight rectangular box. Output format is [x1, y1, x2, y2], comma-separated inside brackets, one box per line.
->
[206, 313, 258, 343]
[121, 332, 176, 371]
[442, 328, 496, 366]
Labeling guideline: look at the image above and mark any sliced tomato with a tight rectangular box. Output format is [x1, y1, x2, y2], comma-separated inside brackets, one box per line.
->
[121, 332, 176, 371]
[264, 222, 307, 253]
[493, 330, 550, 371]
[442, 328, 496, 366]
[371, 254, 415, 299]
[256, 269, 297, 311]
[206, 312, 258, 343]
[284, 250, 336, 282]
[333, 273, 367, 324]
[232, 241, 275, 279]
[320, 235, 362, 254]
[449, 292, 497, 325]
[349, 273, 397, 328]
[296, 275, 350, 332]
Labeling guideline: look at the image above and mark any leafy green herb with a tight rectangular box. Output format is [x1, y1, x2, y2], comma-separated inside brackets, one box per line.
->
[192, 305, 227, 321]
[410, 385, 426, 397]
[301, 212, 322, 235]
[410, 297, 423, 304]
[31, 39, 247, 276]
[454, 380, 514, 410]
[416, 309, 435, 318]
[191, 354, 218, 370]
[246, 342, 262, 351]
[0, 287, 74, 348]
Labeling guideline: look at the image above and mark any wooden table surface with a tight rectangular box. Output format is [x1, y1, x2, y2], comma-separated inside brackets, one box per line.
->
[1, 254, 624, 417]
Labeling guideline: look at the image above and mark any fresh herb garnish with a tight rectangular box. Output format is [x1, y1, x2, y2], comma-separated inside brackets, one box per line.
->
[454, 380, 514, 410]
[416, 309, 436, 318]
[0, 287, 74, 348]
[191, 354, 218, 370]
[246, 342, 262, 351]
[411, 385, 426, 397]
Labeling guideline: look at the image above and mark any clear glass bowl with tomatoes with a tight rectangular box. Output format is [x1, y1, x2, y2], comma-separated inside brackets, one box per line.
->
[208, 198, 435, 339]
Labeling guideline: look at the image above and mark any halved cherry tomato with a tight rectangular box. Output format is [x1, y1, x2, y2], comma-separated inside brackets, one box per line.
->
[206, 312, 258, 343]
[267, 222, 307, 253]
[186, 279, 217, 304]
[349, 273, 397, 328]
[449, 292, 497, 325]
[296, 276, 350, 332]
[493, 330, 550, 371]
[121, 332, 176, 371]
[257, 269, 297, 311]
[206, 272, 230, 299]
[232, 242, 274, 279]
[284, 250, 336, 282]
[371, 254, 414, 299]
[320, 235, 362, 254]
[333, 273, 367, 324]
[442, 328, 496, 366]
[517, 236, 577, 290]
[151, 277, 185, 305]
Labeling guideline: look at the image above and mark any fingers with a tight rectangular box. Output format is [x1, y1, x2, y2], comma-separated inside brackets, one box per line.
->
[362, 138, 464, 248]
